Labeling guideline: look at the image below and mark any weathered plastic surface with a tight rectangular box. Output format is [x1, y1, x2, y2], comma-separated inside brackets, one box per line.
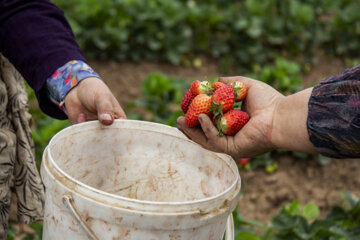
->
[41, 120, 241, 240]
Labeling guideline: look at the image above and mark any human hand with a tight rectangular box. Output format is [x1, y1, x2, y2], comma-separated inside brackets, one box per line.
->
[177, 76, 284, 158]
[64, 77, 126, 125]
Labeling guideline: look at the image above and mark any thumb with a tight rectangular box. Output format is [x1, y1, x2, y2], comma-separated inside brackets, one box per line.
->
[95, 97, 114, 125]
[198, 114, 219, 141]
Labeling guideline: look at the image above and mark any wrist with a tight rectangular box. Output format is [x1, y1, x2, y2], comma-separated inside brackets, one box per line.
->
[270, 88, 317, 153]
[270, 95, 287, 150]
[46, 60, 101, 111]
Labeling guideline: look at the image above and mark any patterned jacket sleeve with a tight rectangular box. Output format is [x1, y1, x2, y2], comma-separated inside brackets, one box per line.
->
[307, 64, 360, 158]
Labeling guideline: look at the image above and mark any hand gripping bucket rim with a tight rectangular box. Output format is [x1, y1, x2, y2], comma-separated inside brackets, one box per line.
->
[41, 120, 241, 239]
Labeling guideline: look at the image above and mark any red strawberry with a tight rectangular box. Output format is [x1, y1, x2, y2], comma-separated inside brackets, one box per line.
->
[211, 82, 225, 93]
[238, 158, 250, 166]
[232, 81, 247, 102]
[185, 94, 212, 127]
[190, 80, 212, 95]
[181, 89, 196, 114]
[216, 109, 249, 135]
[211, 84, 235, 116]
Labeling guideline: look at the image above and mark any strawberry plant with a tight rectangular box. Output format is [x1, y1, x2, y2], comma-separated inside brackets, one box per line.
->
[53, 0, 360, 72]
[234, 192, 360, 240]
[127, 72, 187, 126]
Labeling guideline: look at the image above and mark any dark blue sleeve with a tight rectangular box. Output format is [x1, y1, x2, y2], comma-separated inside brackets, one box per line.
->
[0, 0, 86, 119]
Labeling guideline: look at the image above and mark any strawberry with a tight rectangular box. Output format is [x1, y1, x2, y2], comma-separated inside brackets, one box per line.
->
[190, 80, 212, 96]
[232, 81, 247, 102]
[185, 94, 212, 127]
[211, 82, 225, 93]
[181, 89, 196, 114]
[211, 84, 235, 116]
[216, 109, 249, 135]
[238, 158, 250, 166]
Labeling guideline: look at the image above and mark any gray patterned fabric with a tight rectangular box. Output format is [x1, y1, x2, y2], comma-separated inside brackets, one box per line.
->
[0, 54, 44, 239]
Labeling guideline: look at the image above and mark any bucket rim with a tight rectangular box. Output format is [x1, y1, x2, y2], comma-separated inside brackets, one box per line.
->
[46, 119, 240, 207]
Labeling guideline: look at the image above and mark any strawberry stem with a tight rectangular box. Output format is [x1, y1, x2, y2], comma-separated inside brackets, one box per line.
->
[211, 102, 224, 117]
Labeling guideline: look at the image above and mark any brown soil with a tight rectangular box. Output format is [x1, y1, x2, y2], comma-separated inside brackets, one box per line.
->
[239, 156, 360, 222]
[90, 57, 360, 224]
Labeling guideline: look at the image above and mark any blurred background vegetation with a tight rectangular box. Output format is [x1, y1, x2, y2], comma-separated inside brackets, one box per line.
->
[55, 0, 360, 72]
[13, 0, 360, 239]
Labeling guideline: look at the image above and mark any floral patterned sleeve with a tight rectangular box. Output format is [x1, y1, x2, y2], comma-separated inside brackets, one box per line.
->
[307, 64, 360, 158]
[46, 60, 101, 113]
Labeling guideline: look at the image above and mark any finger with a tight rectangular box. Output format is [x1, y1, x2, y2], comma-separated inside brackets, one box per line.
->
[77, 113, 87, 123]
[198, 114, 231, 154]
[219, 76, 260, 88]
[177, 117, 208, 145]
[176, 125, 192, 140]
[95, 97, 115, 125]
[177, 116, 224, 153]
[112, 99, 127, 119]
[198, 114, 219, 140]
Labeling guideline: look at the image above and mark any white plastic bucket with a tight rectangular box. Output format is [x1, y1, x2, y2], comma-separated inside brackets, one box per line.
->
[40, 120, 241, 240]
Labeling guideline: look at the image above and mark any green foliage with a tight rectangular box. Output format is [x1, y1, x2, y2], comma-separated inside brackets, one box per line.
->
[7, 223, 42, 240]
[22, 223, 42, 240]
[233, 195, 360, 240]
[7, 224, 16, 240]
[127, 72, 188, 126]
[244, 57, 302, 94]
[233, 209, 263, 237]
[53, 0, 360, 71]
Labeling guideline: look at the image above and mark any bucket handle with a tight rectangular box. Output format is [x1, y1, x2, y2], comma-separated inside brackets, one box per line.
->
[63, 194, 99, 240]
[63, 194, 235, 240]
[225, 214, 234, 240]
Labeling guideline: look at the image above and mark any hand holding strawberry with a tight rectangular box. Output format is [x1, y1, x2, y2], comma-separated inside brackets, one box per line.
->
[177, 76, 285, 158]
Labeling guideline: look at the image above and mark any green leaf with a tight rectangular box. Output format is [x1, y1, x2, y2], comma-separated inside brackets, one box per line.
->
[236, 232, 261, 240]
[271, 213, 299, 230]
[329, 225, 353, 238]
[349, 202, 360, 219]
[284, 200, 301, 216]
[326, 206, 348, 221]
[310, 219, 334, 236]
[303, 203, 320, 220]
[246, 17, 262, 38]
[317, 155, 332, 165]
[29, 222, 43, 238]
[345, 191, 359, 208]
[293, 217, 311, 239]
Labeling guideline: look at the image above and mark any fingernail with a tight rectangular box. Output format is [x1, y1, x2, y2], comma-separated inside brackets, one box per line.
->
[101, 113, 112, 121]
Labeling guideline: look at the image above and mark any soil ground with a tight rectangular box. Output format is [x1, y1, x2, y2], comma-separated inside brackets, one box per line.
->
[11, 56, 360, 238]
